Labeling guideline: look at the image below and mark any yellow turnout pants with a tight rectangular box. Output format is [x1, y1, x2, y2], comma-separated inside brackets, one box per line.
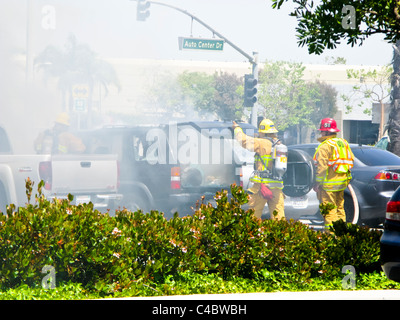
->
[317, 188, 346, 227]
[248, 187, 285, 220]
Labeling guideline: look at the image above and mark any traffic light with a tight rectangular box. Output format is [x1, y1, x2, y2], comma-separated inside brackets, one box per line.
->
[137, 0, 150, 21]
[244, 74, 257, 107]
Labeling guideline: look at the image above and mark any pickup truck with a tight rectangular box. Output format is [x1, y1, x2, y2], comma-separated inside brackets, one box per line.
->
[78, 121, 258, 218]
[0, 125, 121, 214]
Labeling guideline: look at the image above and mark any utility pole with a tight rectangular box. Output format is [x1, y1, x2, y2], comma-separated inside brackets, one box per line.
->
[131, 0, 259, 126]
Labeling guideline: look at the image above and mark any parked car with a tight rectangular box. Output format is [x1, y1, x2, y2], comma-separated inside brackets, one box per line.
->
[380, 188, 400, 282]
[279, 143, 400, 227]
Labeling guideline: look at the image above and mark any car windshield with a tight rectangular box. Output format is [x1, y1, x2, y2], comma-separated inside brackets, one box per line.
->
[353, 147, 400, 166]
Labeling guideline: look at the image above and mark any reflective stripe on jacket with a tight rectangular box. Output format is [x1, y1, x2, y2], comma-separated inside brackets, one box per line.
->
[322, 138, 354, 173]
[251, 153, 283, 188]
[313, 136, 354, 191]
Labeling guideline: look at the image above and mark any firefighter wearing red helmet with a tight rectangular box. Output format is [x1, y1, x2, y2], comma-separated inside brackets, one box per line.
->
[313, 118, 354, 231]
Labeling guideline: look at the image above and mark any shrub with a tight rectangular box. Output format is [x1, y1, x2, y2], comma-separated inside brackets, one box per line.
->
[183, 185, 268, 279]
[327, 220, 382, 274]
[0, 180, 383, 294]
[262, 218, 328, 278]
[0, 182, 116, 288]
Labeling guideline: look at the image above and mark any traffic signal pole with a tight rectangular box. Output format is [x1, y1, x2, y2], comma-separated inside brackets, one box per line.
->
[132, 0, 259, 126]
[251, 52, 259, 128]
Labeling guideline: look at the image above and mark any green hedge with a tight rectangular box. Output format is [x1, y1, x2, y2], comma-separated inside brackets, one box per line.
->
[0, 180, 382, 294]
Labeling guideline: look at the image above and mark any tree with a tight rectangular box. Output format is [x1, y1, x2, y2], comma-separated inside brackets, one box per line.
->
[177, 71, 216, 118]
[258, 61, 312, 132]
[325, 56, 347, 65]
[342, 65, 392, 139]
[213, 72, 243, 121]
[271, 0, 400, 154]
[309, 80, 338, 129]
[176, 71, 244, 120]
[144, 72, 188, 120]
[257, 60, 337, 143]
[34, 34, 121, 128]
[271, 1, 400, 55]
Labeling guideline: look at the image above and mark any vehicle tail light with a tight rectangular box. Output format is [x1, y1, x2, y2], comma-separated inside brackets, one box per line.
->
[386, 201, 400, 221]
[375, 170, 400, 181]
[39, 161, 52, 190]
[171, 167, 181, 189]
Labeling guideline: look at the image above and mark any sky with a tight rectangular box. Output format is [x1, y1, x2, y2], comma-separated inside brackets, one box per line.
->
[0, 0, 394, 65]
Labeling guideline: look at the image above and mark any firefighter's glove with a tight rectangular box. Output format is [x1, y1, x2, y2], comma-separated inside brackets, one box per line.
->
[260, 183, 274, 200]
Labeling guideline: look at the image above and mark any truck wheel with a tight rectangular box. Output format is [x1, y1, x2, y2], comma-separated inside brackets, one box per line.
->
[122, 193, 149, 213]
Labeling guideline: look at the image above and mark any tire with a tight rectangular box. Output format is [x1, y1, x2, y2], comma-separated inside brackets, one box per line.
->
[120, 192, 150, 213]
[344, 184, 360, 224]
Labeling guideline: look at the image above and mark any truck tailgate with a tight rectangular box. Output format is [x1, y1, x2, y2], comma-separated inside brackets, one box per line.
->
[50, 154, 119, 194]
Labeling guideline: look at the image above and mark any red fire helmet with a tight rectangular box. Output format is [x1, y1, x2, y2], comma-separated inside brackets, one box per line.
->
[318, 118, 340, 132]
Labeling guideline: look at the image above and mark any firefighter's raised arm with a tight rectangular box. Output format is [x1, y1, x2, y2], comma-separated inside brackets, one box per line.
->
[233, 121, 258, 153]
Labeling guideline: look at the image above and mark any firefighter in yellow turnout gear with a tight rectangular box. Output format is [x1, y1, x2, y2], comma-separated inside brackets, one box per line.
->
[233, 119, 286, 220]
[34, 113, 86, 154]
[313, 118, 354, 230]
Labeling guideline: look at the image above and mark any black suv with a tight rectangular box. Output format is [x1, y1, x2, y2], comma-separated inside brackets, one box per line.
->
[80, 121, 259, 217]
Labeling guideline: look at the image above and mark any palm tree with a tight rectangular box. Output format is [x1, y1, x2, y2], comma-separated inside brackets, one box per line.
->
[34, 34, 121, 128]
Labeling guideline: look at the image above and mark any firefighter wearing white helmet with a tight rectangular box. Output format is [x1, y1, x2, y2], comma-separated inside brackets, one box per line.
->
[313, 118, 354, 231]
[34, 113, 85, 154]
[233, 119, 287, 220]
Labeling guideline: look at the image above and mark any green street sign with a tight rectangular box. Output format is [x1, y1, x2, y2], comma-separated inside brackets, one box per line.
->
[178, 37, 224, 51]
